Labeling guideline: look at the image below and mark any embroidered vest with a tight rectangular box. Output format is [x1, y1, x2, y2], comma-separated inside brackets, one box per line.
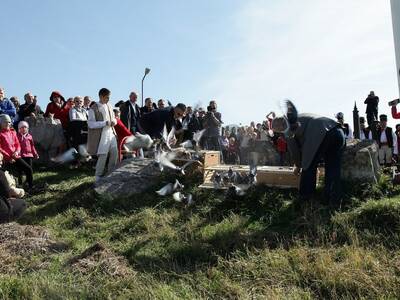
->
[87, 103, 104, 155]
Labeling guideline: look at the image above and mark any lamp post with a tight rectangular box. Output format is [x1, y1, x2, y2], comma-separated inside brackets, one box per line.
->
[141, 68, 151, 107]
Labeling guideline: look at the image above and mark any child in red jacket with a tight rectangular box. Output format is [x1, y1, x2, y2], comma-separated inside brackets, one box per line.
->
[17, 121, 39, 181]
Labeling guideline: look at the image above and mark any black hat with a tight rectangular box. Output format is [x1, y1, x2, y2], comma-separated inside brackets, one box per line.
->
[379, 114, 388, 121]
[359, 117, 365, 123]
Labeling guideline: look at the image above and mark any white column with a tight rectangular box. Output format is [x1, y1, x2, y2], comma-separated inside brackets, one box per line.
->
[391, 0, 400, 97]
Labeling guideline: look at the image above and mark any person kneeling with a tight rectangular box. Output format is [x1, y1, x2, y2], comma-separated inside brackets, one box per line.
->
[0, 153, 26, 223]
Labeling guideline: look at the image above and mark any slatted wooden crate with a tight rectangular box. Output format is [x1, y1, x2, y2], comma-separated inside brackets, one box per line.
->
[199, 165, 302, 190]
[173, 150, 221, 169]
[200, 151, 221, 168]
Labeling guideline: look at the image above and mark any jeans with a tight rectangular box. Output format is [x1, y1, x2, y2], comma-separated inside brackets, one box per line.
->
[300, 127, 346, 204]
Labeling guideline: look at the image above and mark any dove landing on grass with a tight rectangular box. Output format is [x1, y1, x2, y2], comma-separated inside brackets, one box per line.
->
[51, 148, 78, 164]
[226, 185, 246, 197]
[156, 179, 184, 196]
[213, 172, 222, 188]
[172, 192, 194, 206]
[248, 164, 257, 185]
[52, 144, 94, 164]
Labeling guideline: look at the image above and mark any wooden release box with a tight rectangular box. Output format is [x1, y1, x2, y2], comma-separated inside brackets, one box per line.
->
[201, 151, 221, 168]
[200, 164, 303, 190]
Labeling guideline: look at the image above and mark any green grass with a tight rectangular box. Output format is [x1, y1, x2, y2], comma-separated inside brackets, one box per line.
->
[1, 165, 400, 299]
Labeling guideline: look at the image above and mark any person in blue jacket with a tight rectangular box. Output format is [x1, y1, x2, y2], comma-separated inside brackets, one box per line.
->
[0, 87, 16, 122]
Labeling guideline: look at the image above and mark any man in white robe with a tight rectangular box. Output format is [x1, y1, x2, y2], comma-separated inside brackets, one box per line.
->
[87, 88, 118, 182]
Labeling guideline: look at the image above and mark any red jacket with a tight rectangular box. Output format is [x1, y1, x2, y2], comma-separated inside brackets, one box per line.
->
[392, 106, 400, 119]
[0, 128, 21, 162]
[17, 133, 38, 158]
[115, 118, 133, 161]
[277, 136, 287, 153]
[44, 102, 70, 129]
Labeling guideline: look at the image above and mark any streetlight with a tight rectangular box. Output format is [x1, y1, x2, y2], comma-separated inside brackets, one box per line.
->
[141, 67, 151, 107]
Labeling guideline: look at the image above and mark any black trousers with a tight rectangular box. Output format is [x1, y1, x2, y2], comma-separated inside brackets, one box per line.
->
[300, 127, 346, 204]
[0, 198, 26, 223]
[6, 158, 33, 188]
[22, 157, 33, 168]
[366, 110, 378, 127]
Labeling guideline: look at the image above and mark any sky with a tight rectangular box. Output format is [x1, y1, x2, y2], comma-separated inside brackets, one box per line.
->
[0, 0, 399, 126]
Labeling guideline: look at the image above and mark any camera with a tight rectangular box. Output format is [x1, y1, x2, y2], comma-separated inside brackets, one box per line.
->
[388, 98, 400, 106]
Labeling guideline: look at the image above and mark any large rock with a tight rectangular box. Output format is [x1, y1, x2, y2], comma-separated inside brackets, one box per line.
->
[341, 139, 380, 183]
[95, 158, 162, 198]
[25, 116, 65, 163]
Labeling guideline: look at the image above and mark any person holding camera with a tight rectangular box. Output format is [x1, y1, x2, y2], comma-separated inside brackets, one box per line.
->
[18, 93, 43, 121]
[202, 101, 223, 151]
[364, 91, 379, 127]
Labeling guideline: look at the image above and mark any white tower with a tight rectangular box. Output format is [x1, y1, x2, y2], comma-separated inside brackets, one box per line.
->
[391, 0, 400, 96]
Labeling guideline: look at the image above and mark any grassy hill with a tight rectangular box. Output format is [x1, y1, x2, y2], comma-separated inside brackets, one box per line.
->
[0, 165, 400, 299]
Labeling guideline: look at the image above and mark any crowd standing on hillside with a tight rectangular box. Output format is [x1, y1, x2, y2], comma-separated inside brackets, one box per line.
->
[0, 85, 399, 221]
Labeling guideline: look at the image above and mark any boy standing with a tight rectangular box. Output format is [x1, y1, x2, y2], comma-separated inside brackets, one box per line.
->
[87, 88, 118, 182]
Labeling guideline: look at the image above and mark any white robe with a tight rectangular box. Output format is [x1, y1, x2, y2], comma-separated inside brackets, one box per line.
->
[87, 102, 117, 155]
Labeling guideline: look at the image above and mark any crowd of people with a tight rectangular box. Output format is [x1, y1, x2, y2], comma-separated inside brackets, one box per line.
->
[0, 85, 400, 221]
[332, 91, 400, 167]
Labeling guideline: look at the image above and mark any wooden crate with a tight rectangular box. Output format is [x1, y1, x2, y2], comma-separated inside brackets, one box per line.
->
[200, 164, 302, 189]
[200, 151, 221, 168]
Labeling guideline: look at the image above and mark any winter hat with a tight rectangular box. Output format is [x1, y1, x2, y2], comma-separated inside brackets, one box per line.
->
[49, 91, 65, 102]
[18, 121, 29, 129]
[0, 114, 11, 124]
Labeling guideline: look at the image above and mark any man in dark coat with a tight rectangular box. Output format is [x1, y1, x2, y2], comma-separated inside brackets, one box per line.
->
[120, 92, 141, 134]
[139, 103, 186, 139]
[183, 106, 202, 141]
[364, 91, 379, 127]
[272, 110, 345, 208]
[202, 101, 223, 151]
[18, 92, 43, 121]
[140, 98, 155, 114]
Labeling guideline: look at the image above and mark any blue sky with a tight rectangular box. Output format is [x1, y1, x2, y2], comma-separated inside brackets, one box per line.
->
[0, 0, 399, 126]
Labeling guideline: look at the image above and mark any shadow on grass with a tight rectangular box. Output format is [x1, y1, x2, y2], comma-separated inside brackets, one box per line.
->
[20, 180, 97, 224]
[121, 187, 338, 275]
[20, 165, 400, 277]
